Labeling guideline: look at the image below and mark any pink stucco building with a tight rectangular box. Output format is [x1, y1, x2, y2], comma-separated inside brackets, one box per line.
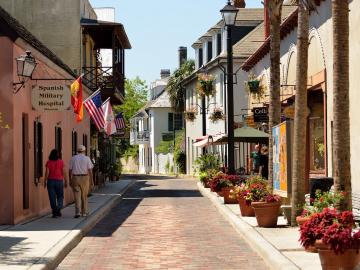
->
[0, 7, 91, 224]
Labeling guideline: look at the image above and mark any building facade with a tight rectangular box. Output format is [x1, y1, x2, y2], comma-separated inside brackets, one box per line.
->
[242, 0, 360, 208]
[182, 7, 268, 175]
[0, 7, 90, 224]
[130, 71, 183, 174]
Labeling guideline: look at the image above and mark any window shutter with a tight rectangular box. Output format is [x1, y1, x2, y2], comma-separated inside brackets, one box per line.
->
[168, 113, 174, 131]
[217, 33, 222, 55]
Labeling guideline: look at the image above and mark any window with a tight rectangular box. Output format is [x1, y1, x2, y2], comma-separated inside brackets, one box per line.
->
[169, 113, 183, 131]
[72, 131, 78, 156]
[149, 114, 152, 132]
[34, 121, 43, 183]
[199, 48, 203, 67]
[174, 113, 183, 130]
[55, 127, 62, 158]
[168, 113, 174, 131]
[217, 33, 222, 55]
[207, 41, 213, 62]
[83, 134, 88, 156]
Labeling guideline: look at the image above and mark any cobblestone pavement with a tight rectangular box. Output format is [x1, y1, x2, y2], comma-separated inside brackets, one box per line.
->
[57, 175, 268, 270]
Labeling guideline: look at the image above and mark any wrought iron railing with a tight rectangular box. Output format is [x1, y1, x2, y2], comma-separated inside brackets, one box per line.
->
[81, 66, 125, 95]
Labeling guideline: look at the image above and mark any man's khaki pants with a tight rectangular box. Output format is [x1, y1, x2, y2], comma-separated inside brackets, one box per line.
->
[72, 175, 89, 215]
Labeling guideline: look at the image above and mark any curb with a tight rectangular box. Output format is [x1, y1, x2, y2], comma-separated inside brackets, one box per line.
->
[29, 180, 136, 270]
[197, 182, 300, 270]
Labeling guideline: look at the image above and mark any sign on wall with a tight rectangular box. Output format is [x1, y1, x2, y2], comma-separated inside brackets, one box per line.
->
[31, 85, 71, 111]
[253, 107, 269, 123]
[273, 121, 293, 197]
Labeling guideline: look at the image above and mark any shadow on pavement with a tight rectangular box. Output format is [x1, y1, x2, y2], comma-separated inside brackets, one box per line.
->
[86, 178, 202, 237]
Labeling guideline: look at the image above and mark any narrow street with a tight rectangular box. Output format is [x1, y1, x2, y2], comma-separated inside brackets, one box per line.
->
[57, 175, 268, 270]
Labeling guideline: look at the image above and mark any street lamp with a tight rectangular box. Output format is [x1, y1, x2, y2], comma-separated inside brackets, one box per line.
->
[13, 50, 37, 93]
[221, 1, 238, 174]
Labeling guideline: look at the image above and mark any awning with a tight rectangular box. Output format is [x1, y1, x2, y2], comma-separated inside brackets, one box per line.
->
[193, 134, 225, 148]
[213, 126, 269, 144]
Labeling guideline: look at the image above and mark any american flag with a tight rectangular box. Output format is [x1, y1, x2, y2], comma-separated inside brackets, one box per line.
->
[83, 90, 105, 131]
[115, 112, 126, 130]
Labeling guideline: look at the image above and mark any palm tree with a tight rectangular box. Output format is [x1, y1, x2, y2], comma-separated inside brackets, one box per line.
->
[266, 0, 283, 187]
[166, 60, 195, 112]
[332, 0, 351, 210]
[290, 0, 309, 226]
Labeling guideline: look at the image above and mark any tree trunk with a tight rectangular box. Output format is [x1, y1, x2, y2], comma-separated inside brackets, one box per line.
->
[332, 0, 351, 210]
[291, 2, 309, 226]
[267, 0, 283, 189]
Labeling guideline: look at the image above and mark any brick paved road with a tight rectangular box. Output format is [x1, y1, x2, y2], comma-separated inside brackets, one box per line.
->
[57, 176, 268, 270]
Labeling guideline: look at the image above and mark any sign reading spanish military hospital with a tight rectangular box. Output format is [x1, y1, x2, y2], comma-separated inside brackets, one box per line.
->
[31, 85, 71, 111]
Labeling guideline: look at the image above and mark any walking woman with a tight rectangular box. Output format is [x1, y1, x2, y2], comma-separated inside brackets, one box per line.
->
[44, 149, 68, 218]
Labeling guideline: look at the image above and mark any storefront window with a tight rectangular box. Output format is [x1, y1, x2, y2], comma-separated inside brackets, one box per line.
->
[308, 91, 325, 174]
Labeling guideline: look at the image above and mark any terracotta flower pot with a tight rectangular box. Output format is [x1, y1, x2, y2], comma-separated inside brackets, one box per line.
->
[251, 201, 281, 227]
[217, 190, 224, 197]
[315, 241, 360, 270]
[237, 196, 255, 217]
[296, 216, 310, 226]
[221, 187, 238, 204]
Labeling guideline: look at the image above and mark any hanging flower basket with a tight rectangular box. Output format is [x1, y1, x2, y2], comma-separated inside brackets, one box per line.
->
[185, 107, 197, 122]
[247, 79, 260, 92]
[197, 73, 215, 97]
[245, 75, 266, 101]
[209, 107, 224, 123]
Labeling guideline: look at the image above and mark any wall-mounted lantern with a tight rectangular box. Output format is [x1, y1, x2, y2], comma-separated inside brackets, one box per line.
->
[13, 51, 37, 93]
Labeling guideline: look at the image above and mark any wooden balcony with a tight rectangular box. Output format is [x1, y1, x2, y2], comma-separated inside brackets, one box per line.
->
[81, 18, 131, 105]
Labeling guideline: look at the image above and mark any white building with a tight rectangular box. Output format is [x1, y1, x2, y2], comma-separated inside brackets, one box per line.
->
[182, 6, 271, 175]
[130, 70, 183, 174]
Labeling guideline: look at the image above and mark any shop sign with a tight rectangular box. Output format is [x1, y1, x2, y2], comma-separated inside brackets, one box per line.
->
[32, 85, 71, 111]
[253, 107, 268, 123]
[283, 105, 295, 119]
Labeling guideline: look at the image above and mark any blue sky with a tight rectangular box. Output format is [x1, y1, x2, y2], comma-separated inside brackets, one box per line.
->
[90, 0, 263, 86]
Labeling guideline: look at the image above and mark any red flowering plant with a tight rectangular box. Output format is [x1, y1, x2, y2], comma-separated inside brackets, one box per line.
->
[208, 172, 242, 192]
[299, 208, 360, 254]
[229, 175, 280, 205]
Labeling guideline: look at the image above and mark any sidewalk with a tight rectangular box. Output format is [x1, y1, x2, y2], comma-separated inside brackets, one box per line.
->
[197, 182, 322, 270]
[0, 180, 134, 270]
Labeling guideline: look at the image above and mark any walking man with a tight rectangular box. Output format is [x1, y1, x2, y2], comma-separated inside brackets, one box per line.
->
[69, 145, 94, 218]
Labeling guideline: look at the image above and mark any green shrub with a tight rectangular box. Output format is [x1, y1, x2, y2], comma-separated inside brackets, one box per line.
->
[194, 153, 220, 174]
[165, 159, 170, 173]
[174, 151, 186, 174]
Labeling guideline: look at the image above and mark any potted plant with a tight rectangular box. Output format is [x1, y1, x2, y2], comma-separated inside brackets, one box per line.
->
[230, 175, 268, 217]
[197, 73, 215, 97]
[242, 178, 281, 227]
[244, 74, 265, 101]
[209, 107, 225, 123]
[208, 172, 233, 197]
[198, 169, 218, 188]
[185, 107, 197, 122]
[299, 208, 360, 269]
[220, 174, 242, 204]
[296, 191, 345, 226]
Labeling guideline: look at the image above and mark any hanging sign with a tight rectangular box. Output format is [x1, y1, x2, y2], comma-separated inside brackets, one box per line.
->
[32, 85, 71, 111]
[253, 107, 269, 123]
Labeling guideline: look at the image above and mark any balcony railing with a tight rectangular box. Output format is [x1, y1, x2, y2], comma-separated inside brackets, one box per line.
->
[130, 130, 150, 145]
[82, 66, 125, 104]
